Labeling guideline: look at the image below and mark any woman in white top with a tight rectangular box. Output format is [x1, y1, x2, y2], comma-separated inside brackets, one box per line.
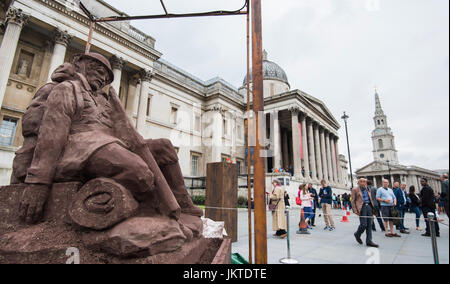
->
[298, 184, 314, 227]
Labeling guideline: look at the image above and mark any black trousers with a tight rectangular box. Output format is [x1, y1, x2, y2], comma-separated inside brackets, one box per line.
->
[423, 208, 440, 236]
[355, 204, 373, 244]
[372, 206, 386, 231]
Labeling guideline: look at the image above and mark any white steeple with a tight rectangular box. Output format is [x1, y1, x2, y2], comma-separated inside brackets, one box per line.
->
[371, 89, 399, 164]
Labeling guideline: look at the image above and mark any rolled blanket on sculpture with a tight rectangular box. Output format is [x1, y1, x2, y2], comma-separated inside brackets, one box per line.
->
[69, 178, 139, 230]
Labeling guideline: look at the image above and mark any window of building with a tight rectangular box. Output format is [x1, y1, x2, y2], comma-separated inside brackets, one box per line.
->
[237, 125, 243, 140]
[146, 96, 152, 117]
[191, 153, 201, 176]
[170, 107, 178, 125]
[0, 117, 18, 146]
[15, 50, 34, 78]
[378, 139, 383, 149]
[223, 119, 228, 136]
[194, 115, 201, 132]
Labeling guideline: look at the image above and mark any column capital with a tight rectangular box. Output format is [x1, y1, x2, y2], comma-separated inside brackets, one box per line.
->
[110, 55, 126, 70]
[53, 28, 72, 46]
[207, 104, 225, 114]
[289, 106, 300, 115]
[5, 7, 29, 28]
[140, 69, 154, 82]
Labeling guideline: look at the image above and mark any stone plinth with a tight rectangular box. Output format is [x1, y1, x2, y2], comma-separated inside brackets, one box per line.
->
[0, 183, 229, 264]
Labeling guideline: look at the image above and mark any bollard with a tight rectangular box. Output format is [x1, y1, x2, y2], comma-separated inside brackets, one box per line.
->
[427, 212, 439, 264]
[280, 209, 298, 264]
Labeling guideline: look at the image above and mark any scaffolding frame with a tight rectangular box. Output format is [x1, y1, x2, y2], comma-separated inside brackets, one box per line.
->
[78, 0, 267, 264]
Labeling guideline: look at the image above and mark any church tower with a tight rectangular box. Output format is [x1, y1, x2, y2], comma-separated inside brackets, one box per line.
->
[371, 89, 399, 164]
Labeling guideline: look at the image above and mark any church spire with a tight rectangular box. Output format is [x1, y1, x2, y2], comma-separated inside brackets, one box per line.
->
[375, 88, 384, 116]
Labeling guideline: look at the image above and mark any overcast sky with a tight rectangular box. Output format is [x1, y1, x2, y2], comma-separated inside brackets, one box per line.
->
[103, 0, 449, 172]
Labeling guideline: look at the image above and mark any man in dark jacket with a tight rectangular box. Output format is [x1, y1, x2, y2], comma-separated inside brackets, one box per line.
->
[420, 178, 440, 237]
[319, 180, 335, 231]
[368, 180, 385, 232]
[308, 183, 318, 227]
[441, 174, 449, 218]
[394, 182, 410, 234]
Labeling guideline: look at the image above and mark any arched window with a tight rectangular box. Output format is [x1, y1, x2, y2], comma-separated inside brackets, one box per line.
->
[378, 139, 383, 149]
[377, 120, 380, 125]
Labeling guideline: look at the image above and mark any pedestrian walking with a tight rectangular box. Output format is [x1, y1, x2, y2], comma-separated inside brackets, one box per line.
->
[393, 182, 410, 234]
[408, 185, 422, 231]
[269, 179, 287, 238]
[420, 178, 440, 238]
[368, 180, 385, 232]
[319, 180, 335, 231]
[376, 179, 401, 238]
[352, 178, 379, 248]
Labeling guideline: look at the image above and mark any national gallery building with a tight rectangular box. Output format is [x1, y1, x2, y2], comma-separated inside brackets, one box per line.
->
[0, 0, 349, 190]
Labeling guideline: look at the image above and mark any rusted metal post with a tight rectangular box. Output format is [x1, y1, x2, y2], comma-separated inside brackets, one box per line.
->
[85, 21, 95, 54]
[245, 2, 253, 264]
[251, 0, 267, 264]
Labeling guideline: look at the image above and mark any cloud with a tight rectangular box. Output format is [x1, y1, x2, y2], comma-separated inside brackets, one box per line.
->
[104, 0, 449, 170]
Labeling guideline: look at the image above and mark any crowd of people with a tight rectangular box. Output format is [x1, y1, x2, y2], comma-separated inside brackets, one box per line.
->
[266, 173, 449, 248]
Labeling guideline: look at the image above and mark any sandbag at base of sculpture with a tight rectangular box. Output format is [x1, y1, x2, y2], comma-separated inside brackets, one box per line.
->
[82, 217, 187, 257]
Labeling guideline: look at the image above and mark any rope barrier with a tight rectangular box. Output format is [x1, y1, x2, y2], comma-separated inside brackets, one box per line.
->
[201, 205, 449, 226]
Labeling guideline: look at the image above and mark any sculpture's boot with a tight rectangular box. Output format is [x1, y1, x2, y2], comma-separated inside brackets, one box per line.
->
[160, 162, 204, 217]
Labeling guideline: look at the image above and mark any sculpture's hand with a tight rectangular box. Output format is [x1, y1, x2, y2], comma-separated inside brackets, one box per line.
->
[19, 184, 50, 224]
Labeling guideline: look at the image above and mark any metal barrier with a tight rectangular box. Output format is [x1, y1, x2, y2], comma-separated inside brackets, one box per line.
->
[280, 209, 298, 264]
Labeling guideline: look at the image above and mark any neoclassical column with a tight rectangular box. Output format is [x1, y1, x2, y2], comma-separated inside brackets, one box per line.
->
[314, 123, 323, 181]
[300, 114, 310, 179]
[272, 110, 282, 169]
[307, 120, 317, 181]
[136, 69, 153, 133]
[330, 135, 338, 185]
[0, 7, 29, 106]
[320, 127, 329, 182]
[46, 28, 71, 82]
[110, 55, 125, 93]
[290, 107, 303, 178]
[210, 104, 224, 163]
[132, 79, 141, 117]
[325, 131, 334, 184]
[282, 130, 289, 169]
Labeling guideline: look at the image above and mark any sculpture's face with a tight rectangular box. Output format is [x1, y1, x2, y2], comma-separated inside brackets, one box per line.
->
[77, 59, 109, 91]
[86, 61, 109, 91]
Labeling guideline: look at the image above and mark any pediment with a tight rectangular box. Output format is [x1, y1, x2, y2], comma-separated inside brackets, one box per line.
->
[300, 92, 340, 127]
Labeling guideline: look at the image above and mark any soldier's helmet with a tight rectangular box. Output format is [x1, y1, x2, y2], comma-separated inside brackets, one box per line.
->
[72, 52, 115, 85]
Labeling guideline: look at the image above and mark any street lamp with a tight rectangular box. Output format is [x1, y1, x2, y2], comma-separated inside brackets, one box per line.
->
[341, 112, 354, 189]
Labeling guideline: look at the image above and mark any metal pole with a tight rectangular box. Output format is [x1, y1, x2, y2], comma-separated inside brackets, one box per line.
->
[342, 113, 353, 189]
[245, 2, 253, 264]
[427, 212, 439, 264]
[251, 0, 267, 264]
[280, 209, 298, 264]
[85, 21, 95, 54]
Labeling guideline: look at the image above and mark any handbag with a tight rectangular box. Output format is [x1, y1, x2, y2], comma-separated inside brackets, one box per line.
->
[389, 207, 401, 226]
[268, 200, 279, 211]
[296, 196, 302, 206]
